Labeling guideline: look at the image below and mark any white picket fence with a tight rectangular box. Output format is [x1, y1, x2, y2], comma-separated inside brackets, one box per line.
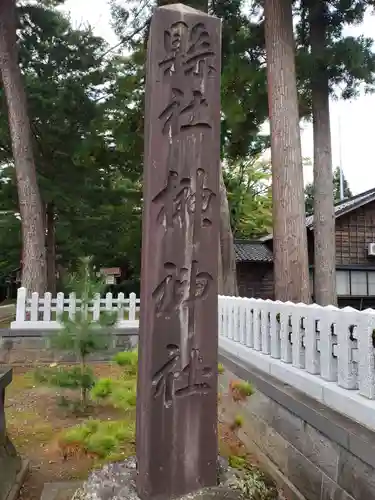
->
[218, 295, 375, 431]
[11, 287, 140, 330]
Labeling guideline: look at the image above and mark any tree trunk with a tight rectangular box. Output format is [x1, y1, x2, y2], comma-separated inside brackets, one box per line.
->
[264, 0, 310, 303]
[158, 0, 238, 297]
[0, 0, 47, 294]
[219, 165, 238, 295]
[46, 202, 57, 295]
[309, 0, 336, 306]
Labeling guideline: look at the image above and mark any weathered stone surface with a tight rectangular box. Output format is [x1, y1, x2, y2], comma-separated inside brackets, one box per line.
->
[285, 444, 323, 500]
[303, 424, 339, 481]
[41, 482, 83, 500]
[137, 3, 222, 500]
[71, 457, 276, 500]
[321, 475, 355, 500]
[0, 371, 22, 500]
[337, 449, 375, 500]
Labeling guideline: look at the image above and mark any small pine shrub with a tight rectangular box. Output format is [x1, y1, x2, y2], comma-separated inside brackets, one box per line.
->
[110, 385, 137, 410]
[228, 455, 246, 469]
[230, 380, 254, 402]
[59, 419, 135, 460]
[231, 414, 244, 430]
[86, 433, 117, 457]
[35, 366, 95, 389]
[90, 378, 113, 400]
[218, 363, 225, 375]
[113, 350, 138, 374]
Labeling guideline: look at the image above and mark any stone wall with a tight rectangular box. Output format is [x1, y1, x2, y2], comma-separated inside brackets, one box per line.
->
[220, 351, 375, 500]
[0, 370, 22, 500]
[0, 329, 139, 365]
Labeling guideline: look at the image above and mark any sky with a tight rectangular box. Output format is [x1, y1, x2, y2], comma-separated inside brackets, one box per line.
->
[63, 0, 375, 195]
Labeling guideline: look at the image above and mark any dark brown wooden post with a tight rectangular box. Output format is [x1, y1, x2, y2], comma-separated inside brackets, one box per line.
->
[136, 4, 221, 500]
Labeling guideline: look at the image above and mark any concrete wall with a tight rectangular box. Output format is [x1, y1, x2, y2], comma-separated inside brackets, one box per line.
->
[0, 329, 139, 365]
[219, 351, 375, 500]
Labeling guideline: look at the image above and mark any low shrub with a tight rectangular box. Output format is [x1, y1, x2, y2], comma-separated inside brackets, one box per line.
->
[230, 414, 244, 430]
[90, 378, 113, 401]
[218, 363, 225, 375]
[113, 350, 138, 374]
[228, 455, 247, 469]
[59, 418, 135, 460]
[229, 380, 254, 402]
[110, 385, 137, 410]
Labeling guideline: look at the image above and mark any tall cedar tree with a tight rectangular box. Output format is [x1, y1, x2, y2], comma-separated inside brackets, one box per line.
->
[264, 0, 310, 302]
[308, 0, 336, 306]
[0, 0, 47, 293]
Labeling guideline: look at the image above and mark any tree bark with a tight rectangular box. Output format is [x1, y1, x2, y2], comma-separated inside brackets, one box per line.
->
[219, 165, 238, 295]
[264, 0, 310, 303]
[46, 203, 57, 295]
[0, 0, 47, 294]
[309, 0, 337, 306]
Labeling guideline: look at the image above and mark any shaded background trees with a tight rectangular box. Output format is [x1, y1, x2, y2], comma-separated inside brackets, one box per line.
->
[0, 0, 374, 303]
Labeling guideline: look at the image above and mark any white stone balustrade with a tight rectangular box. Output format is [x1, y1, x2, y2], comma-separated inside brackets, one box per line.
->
[218, 295, 375, 400]
[11, 287, 139, 330]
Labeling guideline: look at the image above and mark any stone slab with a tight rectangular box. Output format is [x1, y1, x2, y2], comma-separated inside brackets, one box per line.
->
[137, 3, 221, 499]
[41, 482, 83, 500]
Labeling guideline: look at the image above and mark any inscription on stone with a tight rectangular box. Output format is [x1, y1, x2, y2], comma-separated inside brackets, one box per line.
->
[137, 4, 221, 500]
[152, 344, 213, 408]
[159, 21, 216, 77]
[153, 168, 215, 229]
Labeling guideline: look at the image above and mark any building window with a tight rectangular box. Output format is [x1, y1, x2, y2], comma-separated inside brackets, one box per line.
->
[350, 271, 367, 296]
[368, 271, 375, 295]
[311, 269, 375, 297]
[336, 270, 350, 296]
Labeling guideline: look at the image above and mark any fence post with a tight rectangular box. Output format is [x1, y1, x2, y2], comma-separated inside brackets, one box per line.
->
[43, 292, 52, 321]
[56, 292, 64, 323]
[30, 292, 39, 322]
[93, 293, 101, 321]
[304, 305, 320, 375]
[105, 292, 113, 311]
[117, 292, 125, 322]
[69, 292, 76, 320]
[129, 293, 136, 321]
[15, 287, 27, 323]
[357, 309, 375, 399]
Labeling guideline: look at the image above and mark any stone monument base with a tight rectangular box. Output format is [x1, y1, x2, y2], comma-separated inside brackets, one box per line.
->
[0, 437, 27, 500]
[71, 457, 277, 500]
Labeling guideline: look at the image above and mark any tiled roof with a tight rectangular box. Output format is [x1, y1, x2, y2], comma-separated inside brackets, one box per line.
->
[261, 187, 375, 241]
[305, 187, 375, 228]
[234, 240, 273, 263]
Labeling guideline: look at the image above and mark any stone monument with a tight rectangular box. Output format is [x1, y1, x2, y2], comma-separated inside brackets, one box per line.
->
[136, 4, 222, 500]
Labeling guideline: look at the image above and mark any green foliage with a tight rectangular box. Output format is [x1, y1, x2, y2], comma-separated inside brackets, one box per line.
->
[228, 455, 247, 469]
[218, 363, 225, 375]
[232, 414, 244, 429]
[90, 378, 114, 400]
[305, 166, 353, 215]
[59, 418, 135, 459]
[36, 258, 119, 411]
[34, 366, 95, 390]
[113, 349, 138, 372]
[231, 380, 254, 399]
[90, 348, 137, 409]
[224, 157, 272, 238]
[227, 467, 277, 500]
[110, 385, 137, 410]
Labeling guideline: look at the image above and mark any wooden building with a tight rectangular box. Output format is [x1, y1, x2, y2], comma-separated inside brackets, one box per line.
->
[236, 187, 375, 309]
